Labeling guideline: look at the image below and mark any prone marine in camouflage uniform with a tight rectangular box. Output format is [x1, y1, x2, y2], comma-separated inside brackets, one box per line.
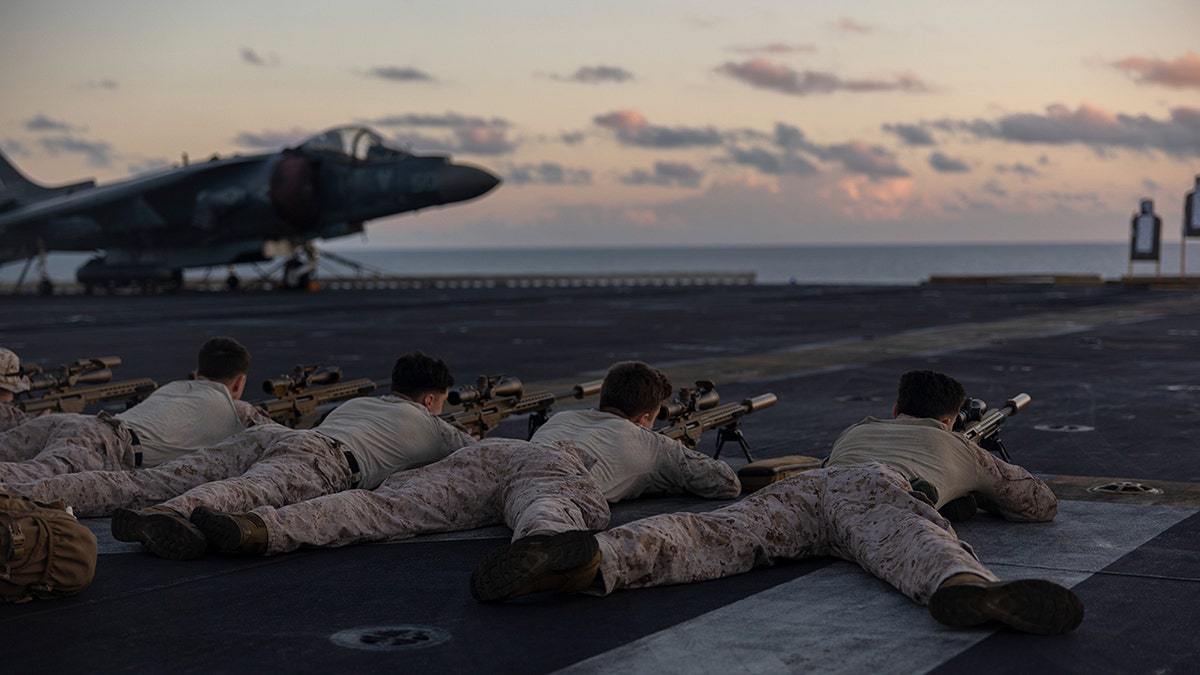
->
[0, 348, 36, 432]
[470, 370, 1085, 636]
[176, 361, 740, 559]
[111, 352, 475, 559]
[0, 338, 271, 485]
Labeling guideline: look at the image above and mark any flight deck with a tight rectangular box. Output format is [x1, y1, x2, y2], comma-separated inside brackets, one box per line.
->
[1, 281, 1197, 673]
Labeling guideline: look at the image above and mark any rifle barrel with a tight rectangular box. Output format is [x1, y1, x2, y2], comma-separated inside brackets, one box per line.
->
[962, 392, 1031, 441]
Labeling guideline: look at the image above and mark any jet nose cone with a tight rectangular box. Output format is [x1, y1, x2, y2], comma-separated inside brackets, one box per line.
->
[439, 164, 501, 204]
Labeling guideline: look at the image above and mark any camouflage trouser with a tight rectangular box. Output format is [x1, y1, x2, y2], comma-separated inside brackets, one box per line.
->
[254, 437, 611, 555]
[159, 428, 352, 518]
[10, 425, 291, 517]
[0, 413, 137, 485]
[0, 404, 34, 432]
[594, 463, 996, 605]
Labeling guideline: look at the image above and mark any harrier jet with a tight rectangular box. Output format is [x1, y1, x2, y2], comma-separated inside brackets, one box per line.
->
[0, 125, 500, 292]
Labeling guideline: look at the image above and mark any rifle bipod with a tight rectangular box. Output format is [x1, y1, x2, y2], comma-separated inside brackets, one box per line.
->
[713, 423, 755, 462]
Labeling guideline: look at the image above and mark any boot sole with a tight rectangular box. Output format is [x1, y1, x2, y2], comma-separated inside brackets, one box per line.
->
[929, 579, 1084, 635]
[138, 512, 208, 561]
[470, 531, 599, 603]
[190, 506, 244, 553]
[111, 508, 144, 542]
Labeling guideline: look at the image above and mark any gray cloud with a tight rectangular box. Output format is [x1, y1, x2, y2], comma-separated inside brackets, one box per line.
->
[818, 142, 909, 179]
[553, 65, 634, 84]
[372, 113, 512, 129]
[1109, 51, 1200, 89]
[39, 136, 112, 167]
[560, 131, 586, 145]
[77, 79, 119, 90]
[369, 113, 518, 155]
[725, 146, 819, 175]
[994, 162, 1040, 178]
[241, 48, 279, 67]
[929, 152, 970, 173]
[594, 110, 725, 148]
[716, 58, 931, 96]
[1, 138, 30, 156]
[730, 43, 818, 55]
[883, 123, 936, 146]
[232, 128, 314, 149]
[453, 125, 517, 155]
[620, 161, 704, 188]
[833, 18, 876, 35]
[982, 180, 1008, 198]
[931, 104, 1200, 158]
[504, 162, 592, 186]
[368, 66, 435, 82]
[126, 158, 173, 175]
[25, 114, 74, 133]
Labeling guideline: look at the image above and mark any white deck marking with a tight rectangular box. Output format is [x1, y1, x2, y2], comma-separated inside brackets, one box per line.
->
[558, 501, 1195, 675]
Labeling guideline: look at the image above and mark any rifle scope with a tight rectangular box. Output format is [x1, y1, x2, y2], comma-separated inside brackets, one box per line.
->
[954, 398, 987, 432]
[449, 376, 523, 406]
[658, 380, 720, 421]
[263, 365, 343, 397]
[26, 367, 115, 392]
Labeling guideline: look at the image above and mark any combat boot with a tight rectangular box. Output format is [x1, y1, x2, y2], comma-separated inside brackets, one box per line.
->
[928, 575, 1085, 635]
[470, 530, 600, 603]
[111, 506, 208, 560]
[190, 506, 268, 555]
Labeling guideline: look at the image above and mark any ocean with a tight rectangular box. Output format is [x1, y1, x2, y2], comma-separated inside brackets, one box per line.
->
[1, 242, 1190, 287]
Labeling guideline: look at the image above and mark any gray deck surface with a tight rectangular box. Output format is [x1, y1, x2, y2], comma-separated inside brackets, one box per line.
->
[2, 282, 1197, 673]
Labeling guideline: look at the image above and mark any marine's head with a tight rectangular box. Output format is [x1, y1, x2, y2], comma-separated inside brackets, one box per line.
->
[894, 369, 966, 429]
[391, 351, 454, 415]
[0, 347, 31, 402]
[599, 360, 673, 429]
[196, 337, 252, 400]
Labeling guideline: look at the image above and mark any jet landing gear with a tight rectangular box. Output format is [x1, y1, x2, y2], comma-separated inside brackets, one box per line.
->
[240, 244, 321, 292]
[10, 241, 54, 296]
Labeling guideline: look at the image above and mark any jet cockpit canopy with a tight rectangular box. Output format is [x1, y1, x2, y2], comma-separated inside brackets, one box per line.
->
[297, 126, 410, 163]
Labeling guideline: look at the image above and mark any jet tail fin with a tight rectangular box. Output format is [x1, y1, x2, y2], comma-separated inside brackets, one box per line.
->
[0, 149, 95, 204]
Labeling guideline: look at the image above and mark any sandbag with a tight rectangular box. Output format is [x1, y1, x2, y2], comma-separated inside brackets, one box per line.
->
[737, 455, 823, 494]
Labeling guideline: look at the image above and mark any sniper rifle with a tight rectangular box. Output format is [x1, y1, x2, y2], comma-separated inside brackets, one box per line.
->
[443, 375, 603, 439]
[955, 393, 1031, 462]
[656, 379, 778, 462]
[15, 356, 158, 414]
[255, 364, 379, 428]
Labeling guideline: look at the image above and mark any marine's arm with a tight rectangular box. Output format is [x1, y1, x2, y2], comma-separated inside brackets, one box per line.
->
[234, 399, 279, 428]
[433, 415, 478, 453]
[0, 403, 35, 432]
[654, 433, 741, 499]
[968, 440, 1058, 522]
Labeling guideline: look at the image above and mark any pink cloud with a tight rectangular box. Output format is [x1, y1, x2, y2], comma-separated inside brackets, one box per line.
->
[1110, 51, 1200, 89]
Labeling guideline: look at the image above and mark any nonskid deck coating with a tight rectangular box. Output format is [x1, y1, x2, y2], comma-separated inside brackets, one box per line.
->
[1, 282, 1197, 673]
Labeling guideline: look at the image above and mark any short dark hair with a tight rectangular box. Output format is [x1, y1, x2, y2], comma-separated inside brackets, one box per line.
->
[599, 361, 673, 419]
[391, 352, 454, 399]
[896, 370, 966, 420]
[196, 337, 251, 381]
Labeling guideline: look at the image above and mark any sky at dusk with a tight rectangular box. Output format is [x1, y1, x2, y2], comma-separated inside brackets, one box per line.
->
[2, 0, 1199, 251]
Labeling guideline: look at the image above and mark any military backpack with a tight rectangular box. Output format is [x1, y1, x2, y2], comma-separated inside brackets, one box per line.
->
[1, 492, 98, 603]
